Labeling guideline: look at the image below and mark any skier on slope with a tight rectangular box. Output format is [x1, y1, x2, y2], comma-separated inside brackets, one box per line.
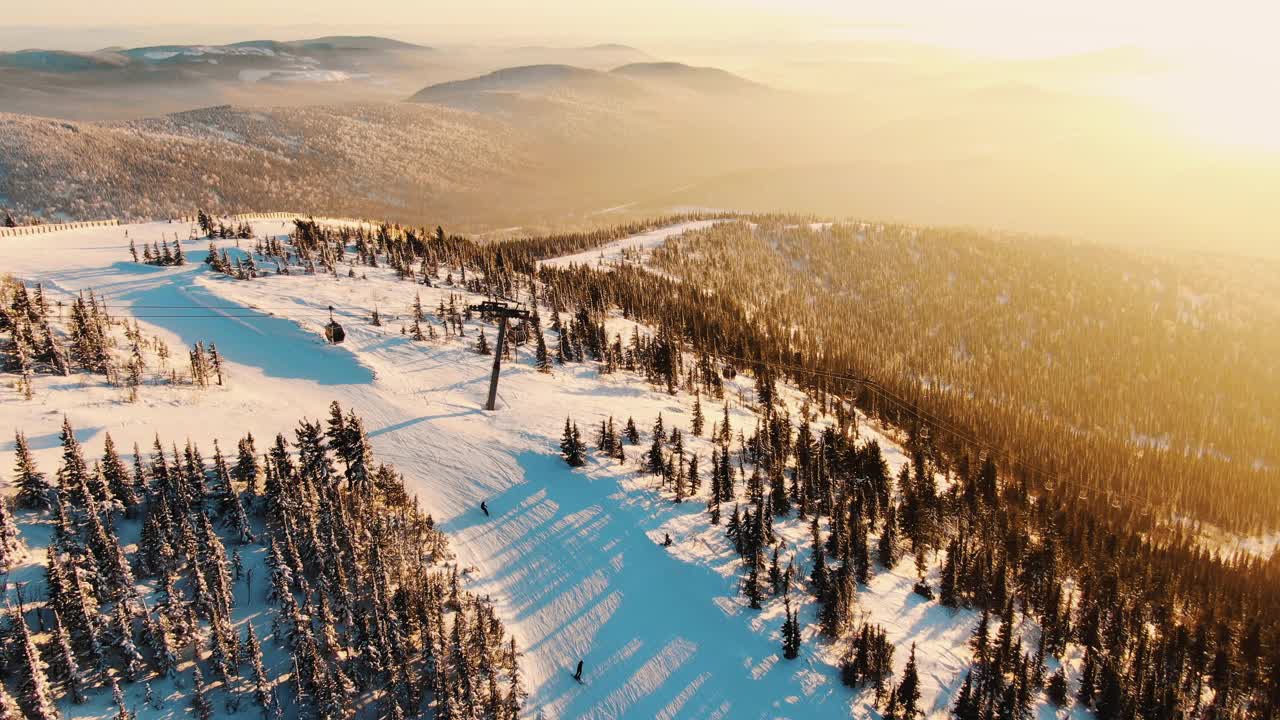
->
[573, 659, 584, 683]
[481, 501, 490, 517]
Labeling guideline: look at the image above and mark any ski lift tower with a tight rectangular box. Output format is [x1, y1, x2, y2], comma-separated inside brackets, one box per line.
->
[469, 300, 532, 411]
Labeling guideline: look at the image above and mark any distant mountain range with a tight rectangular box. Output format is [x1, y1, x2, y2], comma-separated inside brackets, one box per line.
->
[3, 34, 1276, 256]
[0, 35, 430, 73]
[0, 36, 660, 122]
[409, 61, 762, 104]
[0, 35, 780, 229]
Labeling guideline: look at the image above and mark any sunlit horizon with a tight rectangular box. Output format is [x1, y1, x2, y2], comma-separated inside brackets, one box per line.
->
[5, 0, 1278, 154]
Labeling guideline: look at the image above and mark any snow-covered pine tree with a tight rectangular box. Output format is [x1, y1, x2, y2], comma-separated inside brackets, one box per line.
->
[112, 602, 146, 681]
[55, 416, 93, 508]
[48, 609, 88, 704]
[110, 679, 132, 720]
[15, 608, 60, 719]
[101, 432, 140, 511]
[191, 664, 213, 720]
[233, 433, 260, 494]
[0, 683, 21, 720]
[0, 497, 22, 571]
[142, 605, 179, 678]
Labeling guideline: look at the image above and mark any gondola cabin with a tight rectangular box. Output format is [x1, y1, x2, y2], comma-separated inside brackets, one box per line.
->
[325, 321, 345, 344]
[323, 305, 345, 344]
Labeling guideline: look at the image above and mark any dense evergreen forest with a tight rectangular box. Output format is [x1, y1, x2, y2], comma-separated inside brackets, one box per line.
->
[3, 403, 520, 719]
[647, 219, 1279, 535]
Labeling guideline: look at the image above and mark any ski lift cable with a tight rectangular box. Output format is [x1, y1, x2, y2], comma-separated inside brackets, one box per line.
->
[42, 290, 1157, 513]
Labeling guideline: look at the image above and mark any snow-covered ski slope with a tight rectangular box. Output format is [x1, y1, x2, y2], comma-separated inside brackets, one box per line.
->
[1, 217, 1083, 719]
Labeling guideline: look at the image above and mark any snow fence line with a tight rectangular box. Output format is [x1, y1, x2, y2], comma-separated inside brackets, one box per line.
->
[0, 212, 375, 237]
[0, 218, 119, 237]
[173, 212, 297, 223]
[178, 212, 372, 225]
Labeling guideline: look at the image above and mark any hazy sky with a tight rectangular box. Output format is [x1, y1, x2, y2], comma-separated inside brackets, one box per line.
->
[4, 0, 1276, 58]
[4, 0, 1277, 151]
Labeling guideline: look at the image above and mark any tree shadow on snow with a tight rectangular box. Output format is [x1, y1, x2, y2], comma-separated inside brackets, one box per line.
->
[443, 450, 853, 720]
[113, 266, 375, 386]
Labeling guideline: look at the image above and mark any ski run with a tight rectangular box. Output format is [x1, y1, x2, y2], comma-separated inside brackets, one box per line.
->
[0, 215, 1088, 719]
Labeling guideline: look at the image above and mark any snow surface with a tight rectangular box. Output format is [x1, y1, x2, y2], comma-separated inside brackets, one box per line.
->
[0, 217, 1091, 719]
[537, 220, 723, 271]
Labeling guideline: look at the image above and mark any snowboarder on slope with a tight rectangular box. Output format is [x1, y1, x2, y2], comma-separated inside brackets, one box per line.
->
[481, 501, 490, 517]
[573, 660, 584, 683]
[662, 533, 673, 547]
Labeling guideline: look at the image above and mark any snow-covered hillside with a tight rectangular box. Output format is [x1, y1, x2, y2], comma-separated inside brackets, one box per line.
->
[1, 217, 1083, 719]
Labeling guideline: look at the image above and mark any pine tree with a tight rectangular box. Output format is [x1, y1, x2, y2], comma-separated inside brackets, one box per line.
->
[56, 416, 94, 508]
[244, 624, 273, 708]
[15, 609, 60, 719]
[560, 417, 585, 468]
[744, 550, 764, 609]
[534, 318, 551, 373]
[0, 497, 22, 570]
[0, 684, 22, 720]
[647, 430, 666, 477]
[940, 537, 960, 608]
[691, 395, 705, 436]
[102, 432, 140, 510]
[809, 515, 828, 599]
[624, 417, 640, 444]
[13, 431, 52, 509]
[897, 643, 922, 720]
[782, 595, 802, 659]
[1046, 667, 1068, 706]
[952, 671, 979, 720]
[878, 504, 898, 568]
[191, 664, 213, 720]
[595, 419, 615, 455]
[110, 679, 132, 720]
[49, 610, 87, 704]
[112, 603, 146, 681]
[233, 433, 260, 494]
[476, 329, 491, 355]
